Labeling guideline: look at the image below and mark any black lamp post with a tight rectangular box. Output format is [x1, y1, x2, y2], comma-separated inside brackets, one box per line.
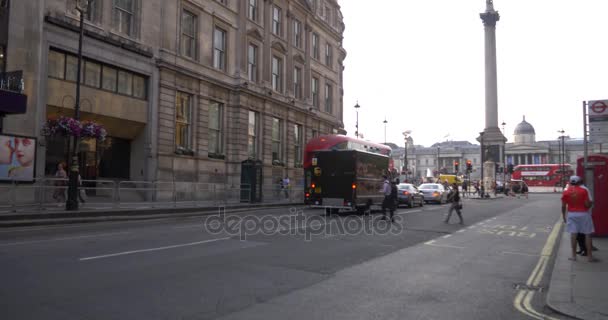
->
[558, 129, 566, 187]
[501, 121, 506, 184]
[354, 102, 360, 138]
[66, 0, 88, 211]
[479, 131, 485, 198]
[403, 130, 411, 181]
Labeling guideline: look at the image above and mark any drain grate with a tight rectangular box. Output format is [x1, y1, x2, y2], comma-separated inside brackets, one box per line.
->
[513, 283, 545, 292]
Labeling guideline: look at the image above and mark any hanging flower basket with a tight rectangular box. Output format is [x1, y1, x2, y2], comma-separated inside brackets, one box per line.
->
[42, 116, 107, 142]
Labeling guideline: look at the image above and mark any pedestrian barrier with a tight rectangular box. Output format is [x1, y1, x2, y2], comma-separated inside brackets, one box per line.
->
[0, 178, 302, 213]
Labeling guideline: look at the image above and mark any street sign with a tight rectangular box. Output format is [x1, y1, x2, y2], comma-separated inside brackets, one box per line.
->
[588, 100, 608, 143]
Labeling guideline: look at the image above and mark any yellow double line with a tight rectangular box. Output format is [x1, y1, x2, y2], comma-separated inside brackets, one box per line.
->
[513, 218, 563, 319]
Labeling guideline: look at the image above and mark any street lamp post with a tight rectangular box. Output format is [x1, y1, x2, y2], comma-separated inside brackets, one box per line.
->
[383, 118, 388, 144]
[558, 129, 566, 187]
[66, 0, 88, 211]
[501, 121, 506, 185]
[354, 102, 360, 138]
[403, 130, 411, 182]
[479, 131, 485, 198]
[436, 146, 440, 177]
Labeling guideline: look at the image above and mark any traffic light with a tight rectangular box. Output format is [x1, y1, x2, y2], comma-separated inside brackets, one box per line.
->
[507, 163, 514, 174]
[466, 160, 473, 172]
[454, 161, 459, 173]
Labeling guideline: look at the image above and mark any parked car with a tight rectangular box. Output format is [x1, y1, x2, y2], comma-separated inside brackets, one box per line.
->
[397, 183, 425, 208]
[418, 183, 449, 204]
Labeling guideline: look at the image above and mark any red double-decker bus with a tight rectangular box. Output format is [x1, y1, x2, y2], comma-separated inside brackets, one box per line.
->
[511, 164, 574, 187]
[303, 135, 392, 211]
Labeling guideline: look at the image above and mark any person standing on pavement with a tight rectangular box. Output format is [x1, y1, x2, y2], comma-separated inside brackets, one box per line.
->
[380, 175, 397, 222]
[282, 176, 290, 199]
[445, 183, 463, 224]
[561, 176, 597, 262]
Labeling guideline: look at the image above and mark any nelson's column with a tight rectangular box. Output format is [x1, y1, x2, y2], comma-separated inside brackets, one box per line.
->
[478, 0, 506, 193]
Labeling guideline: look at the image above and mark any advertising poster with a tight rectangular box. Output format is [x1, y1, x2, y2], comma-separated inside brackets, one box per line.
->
[0, 134, 37, 182]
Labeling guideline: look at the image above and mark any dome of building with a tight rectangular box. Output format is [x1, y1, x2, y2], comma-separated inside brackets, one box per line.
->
[513, 116, 536, 144]
[514, 116, 535, 135]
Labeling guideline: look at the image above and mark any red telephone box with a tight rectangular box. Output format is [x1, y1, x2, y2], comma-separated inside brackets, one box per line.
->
[577, 155, 608, 236]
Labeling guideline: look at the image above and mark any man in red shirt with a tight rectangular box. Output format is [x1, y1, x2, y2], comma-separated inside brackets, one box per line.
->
[561, 176, 597, 262]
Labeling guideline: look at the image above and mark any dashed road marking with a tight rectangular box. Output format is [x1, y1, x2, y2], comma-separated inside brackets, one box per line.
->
[442, 234, 452, 239]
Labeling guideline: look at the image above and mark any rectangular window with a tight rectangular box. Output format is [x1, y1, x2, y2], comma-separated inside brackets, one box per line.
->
[247, 111, 258, 159]
[102, 66, 117, 91]
[271, 56, 282, 92]
[272, 6, 282, 36]
[294, 124, 303, 166]
[113, 0, 134, 36]
[132, 75, 146, 99]
[312, 33, 319, 59]
[312, 129, 318, 138]
[48, 50, 65, 79]
[293, 19, 302, 48]
[325, 43, 332, 67]
[324, 83, 332, 113]
[175, 92, 192, 150]
[247, 44, 257, 82]
[248, 0, 257, 22]
[65, 55, 78, 82]
[181, 10, 197, 59]
[85, 0, 98, 22]
[208, 102, 224, 155]
[311, 77, 319, 108]
[213, 27, 226, 70]
[117, 70, 133, 96]
[272, 117, 282, 163]
[293, 67, 302, 99]
[84, 60, 101, 88]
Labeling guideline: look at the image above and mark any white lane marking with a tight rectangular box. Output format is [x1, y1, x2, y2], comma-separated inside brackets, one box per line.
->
[466, 226, 476, 230]
[456, 229, 466, 233]
[0, 232, 131, 247]
[79, 237, 231, 261]
[424, 240, 436, 245]
[425, 243, 465, 249]
[442, 234, 452, 239]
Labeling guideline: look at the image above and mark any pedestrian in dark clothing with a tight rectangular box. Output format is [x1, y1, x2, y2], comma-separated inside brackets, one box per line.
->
[381, 176, 398, 222]
[445, 183, 463, 224]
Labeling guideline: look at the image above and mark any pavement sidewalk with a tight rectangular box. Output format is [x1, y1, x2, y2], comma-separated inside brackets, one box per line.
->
[547, 232, 608, 320]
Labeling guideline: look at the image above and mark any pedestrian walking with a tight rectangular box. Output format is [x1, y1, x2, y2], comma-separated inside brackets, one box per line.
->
[462, 180, 468, 198]
[473, 181, 480, 197]
[282, 176, 290, 199]
[574, 180, 598, 256]
[381, 175, 397, 222]
[561, 176, 598, 262]
[445, 183, 463, 224]
[52, 162, 67, 204]
[521, 182, 529, 199]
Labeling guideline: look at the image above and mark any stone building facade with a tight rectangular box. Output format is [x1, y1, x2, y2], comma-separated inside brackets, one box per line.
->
[1, 0, 345, 188]
[390, 116, 593, 182]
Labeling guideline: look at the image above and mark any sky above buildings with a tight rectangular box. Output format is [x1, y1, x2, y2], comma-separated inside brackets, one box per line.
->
[340, 0, 608, 147]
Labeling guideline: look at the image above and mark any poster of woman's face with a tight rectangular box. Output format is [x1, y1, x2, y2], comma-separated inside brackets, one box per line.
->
[0, 134, 37, 182]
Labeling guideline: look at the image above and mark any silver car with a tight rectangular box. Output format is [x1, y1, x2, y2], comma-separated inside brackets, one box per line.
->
[418, 183, 449, 204]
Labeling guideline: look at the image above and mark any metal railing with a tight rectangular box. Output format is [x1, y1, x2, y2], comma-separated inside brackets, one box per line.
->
[0, 178, 304, 213]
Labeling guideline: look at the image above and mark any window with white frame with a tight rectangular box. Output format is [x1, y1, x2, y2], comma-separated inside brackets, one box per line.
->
[272, 117, 282, 163]
[247, 43, 257, 82]
[247, 111, 258, 159]
[85, 0, 99, 22]
[312, 32, 319, 59]
[175, 92, 192, 150]
[213, 27, 227, 70]
[293, 67, 302, 99]
[271, 56, 282, 92]
[324, 83, 332, 113]
[247, 0, 258, 22]
[294, 124, 303, 166]
[272, 6, 282, 36]
[181, 10, 197, 59]
[311, 77, 319, 108]
[209, 102, 224, 155]
[293, 19, 302, 48]
[112, 0, 135, 36]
